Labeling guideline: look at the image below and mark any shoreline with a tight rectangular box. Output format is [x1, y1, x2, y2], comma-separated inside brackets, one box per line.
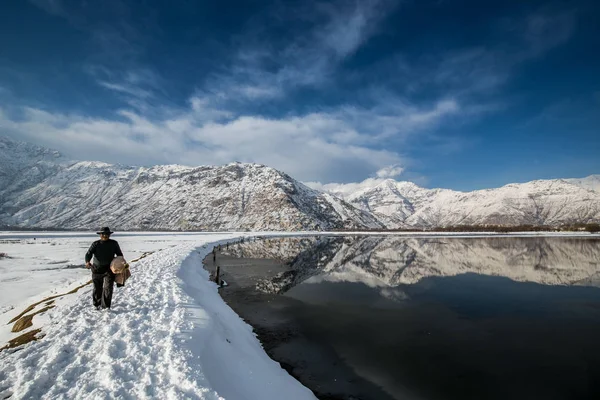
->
[2, 230, 599, 239]
[201, 251, 386, 399]
[204, 236, 600, 400]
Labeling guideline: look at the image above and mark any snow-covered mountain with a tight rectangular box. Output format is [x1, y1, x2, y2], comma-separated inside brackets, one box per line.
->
[323, 176, 600, 228]
[566, 175, 600, 193]
[1, 135, 598, 230]
[0, 138, 69, 204]
[0, 137, 382, 231]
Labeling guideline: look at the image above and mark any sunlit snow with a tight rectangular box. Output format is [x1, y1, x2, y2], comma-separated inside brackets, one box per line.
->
[0, 232, 316, 400]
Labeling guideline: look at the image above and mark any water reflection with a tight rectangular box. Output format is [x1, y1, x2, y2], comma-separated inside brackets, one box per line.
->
[214, 236, 600, 400]
[283, 274, 600, 400]
[220, 236, 600, 294]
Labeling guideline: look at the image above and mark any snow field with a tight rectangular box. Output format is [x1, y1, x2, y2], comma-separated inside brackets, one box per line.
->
[0, 236, 316, 400]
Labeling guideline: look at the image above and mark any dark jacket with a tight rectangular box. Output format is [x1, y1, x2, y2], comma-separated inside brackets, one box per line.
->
[85, 239, 123, 274]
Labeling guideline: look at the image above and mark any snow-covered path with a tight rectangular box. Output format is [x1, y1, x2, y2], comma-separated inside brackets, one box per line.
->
[0, 236, 316, 400]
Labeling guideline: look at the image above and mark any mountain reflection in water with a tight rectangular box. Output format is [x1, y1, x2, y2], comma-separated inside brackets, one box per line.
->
[221, 236, 600, 293]
[213, 236, 600, 400]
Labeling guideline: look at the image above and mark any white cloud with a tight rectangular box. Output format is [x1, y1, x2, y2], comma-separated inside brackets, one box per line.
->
[304, 177, 390, 199]
[376, 164, 404, 178]
[317, 0, 394, 59]
[0, 98, 408, 182]
[23, 1, 575, 187]
[333, 98, 461, 142]
[24, 0, 468, 183]
[98, 81, 153, 99]
[305, 163, 406, 197]
[92, 67, 164, 110]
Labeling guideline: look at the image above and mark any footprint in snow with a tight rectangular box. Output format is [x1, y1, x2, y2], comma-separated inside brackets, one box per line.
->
[108, 339, 127, 359]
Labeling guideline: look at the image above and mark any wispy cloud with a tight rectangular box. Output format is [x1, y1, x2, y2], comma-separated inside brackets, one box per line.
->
[97, 81, 153, 100]
[0, 100, 406, 182]
[519, 9, 576, 57]
[316, 0, 395, 59]
[376, 164, 404, 178]
[92, 67, 164, 111]
[204, 0, 399, 102]
[20, 1, 581, 186]
[377, 8, 577, 100]
[8, 0, 490, 184]
[304, 177, 395, 198]
[21, 0, 440, 184]
[304, 164, 412, 197]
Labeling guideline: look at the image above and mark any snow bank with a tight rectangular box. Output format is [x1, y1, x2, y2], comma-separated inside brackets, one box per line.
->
[0, 235, 316, 400]
[177, 243, 315, 400]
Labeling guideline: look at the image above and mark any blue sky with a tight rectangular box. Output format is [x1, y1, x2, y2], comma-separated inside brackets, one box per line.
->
[0, 0, 598, 191]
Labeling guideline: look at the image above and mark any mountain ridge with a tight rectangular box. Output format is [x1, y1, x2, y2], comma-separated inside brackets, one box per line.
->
[317, 175, 600, 228]
[0, 136, 383, 231]
[0, 136, 598, 230]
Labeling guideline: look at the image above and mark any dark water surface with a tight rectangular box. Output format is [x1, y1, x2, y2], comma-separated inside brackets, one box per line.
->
[204, 236, 600, 400]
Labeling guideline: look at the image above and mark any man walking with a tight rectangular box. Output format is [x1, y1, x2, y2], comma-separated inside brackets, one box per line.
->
[85, 227, 124, 309]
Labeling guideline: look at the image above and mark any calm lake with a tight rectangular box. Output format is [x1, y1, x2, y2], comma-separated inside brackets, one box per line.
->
[205, 236, 600, 400]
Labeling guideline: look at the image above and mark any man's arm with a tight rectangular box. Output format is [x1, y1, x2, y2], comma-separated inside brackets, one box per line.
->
[114, 241, 123, 257]
[85, 241, 97, 268]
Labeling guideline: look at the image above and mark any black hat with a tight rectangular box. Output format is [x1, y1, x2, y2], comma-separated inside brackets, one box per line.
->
[96, 227, 114, 235]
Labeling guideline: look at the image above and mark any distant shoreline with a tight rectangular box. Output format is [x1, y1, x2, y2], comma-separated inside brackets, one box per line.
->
[1, 230, 598, 239]
[1, 222, 598, 234]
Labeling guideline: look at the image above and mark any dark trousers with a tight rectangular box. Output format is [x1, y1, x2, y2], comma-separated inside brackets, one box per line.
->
[92, 271, 115, 309]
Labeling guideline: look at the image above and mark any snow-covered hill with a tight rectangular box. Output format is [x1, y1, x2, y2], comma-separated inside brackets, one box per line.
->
[323, 177, 600, 228]
[1, 136, 598, 230]
[567, 175, 600, 193]
[0, 137, 382, 231]
[0, 138, 70, 209]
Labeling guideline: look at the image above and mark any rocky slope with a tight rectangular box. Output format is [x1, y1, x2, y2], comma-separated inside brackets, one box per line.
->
[0, 137, 382, 231]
